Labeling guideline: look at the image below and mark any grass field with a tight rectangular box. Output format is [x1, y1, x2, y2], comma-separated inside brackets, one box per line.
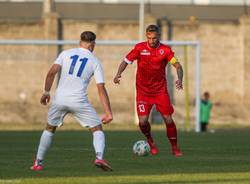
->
[0, 128, 250, 184]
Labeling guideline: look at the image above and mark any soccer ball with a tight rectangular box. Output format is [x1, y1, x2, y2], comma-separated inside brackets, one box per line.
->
[133, 140, 150, 156]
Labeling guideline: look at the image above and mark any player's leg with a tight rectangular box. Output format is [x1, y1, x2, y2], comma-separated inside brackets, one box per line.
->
[204, 123, 208, 132]
[161, 115, 182, 157]
[90, 125, 112, 171]
[138, 115, 151, 140]
[200, 122, 208, 132]
[31, 103, 67, 171]
[200, 122, 204, 132]
[136, 93, 158, 154]
[201, 123, 205, 132]
[73, 103, 112, 171]
[155, 94, 182, 157]
[138, 115, 158, 155]
[90, 125, 105, 160]
[31, 124, 57, 171]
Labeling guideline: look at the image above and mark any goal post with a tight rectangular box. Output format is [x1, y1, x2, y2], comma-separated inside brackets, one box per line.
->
[0, 39, 201, 132]
[164, 40, 201, 133]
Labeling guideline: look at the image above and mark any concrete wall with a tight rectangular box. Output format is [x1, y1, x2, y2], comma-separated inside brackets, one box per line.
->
[173, 21, 244, 104]
[0, 15, 250, 126]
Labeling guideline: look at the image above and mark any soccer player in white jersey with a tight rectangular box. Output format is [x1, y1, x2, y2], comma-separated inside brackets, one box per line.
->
[30, 31, 113, 171]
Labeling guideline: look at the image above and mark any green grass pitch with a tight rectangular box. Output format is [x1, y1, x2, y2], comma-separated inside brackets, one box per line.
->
[0, 129, 250, 184]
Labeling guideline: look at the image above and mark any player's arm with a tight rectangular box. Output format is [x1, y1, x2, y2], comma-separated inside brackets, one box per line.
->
[97, 83, 113, 124]
[166, 47, 183, 90]
[114, 45, 139, 84]
[172, 61, 183, 90]
[113, 61, 128, 84]
[40, 64, 61, 105]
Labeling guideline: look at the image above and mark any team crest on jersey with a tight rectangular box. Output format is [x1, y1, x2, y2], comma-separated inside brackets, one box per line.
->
[159, 49, 164, 55]
[140, 49, 150, 55]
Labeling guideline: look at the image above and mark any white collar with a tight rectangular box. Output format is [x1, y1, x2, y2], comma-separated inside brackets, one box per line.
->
[79, 47, 92, 53]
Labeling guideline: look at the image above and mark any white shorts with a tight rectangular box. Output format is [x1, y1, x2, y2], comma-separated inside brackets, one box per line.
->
[47, 102, 101, 128]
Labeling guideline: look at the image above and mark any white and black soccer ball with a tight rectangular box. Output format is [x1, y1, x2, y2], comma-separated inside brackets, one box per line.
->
[133, 140, 150, 156]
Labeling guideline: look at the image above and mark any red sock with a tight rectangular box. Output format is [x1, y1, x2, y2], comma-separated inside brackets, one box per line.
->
[139, 122, 153, 142]
[166, 122, 177, 148]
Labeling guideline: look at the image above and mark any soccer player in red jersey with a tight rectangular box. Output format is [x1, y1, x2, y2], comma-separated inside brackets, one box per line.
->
[113, 25, 183, 157]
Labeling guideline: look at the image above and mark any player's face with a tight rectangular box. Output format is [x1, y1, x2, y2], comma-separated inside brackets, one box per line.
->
[146, 32, 160, 48]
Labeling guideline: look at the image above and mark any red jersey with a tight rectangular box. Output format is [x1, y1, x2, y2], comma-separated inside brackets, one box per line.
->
[125, 42, 175, 96]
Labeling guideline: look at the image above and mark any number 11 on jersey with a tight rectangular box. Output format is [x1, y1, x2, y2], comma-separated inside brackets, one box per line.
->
[69, 55, 88, 77]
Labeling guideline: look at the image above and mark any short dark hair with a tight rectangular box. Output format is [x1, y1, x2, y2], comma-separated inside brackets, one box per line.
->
[80, 31, 96, 42]
[146, 24, 160, 34]
[204, 91, 210, 97]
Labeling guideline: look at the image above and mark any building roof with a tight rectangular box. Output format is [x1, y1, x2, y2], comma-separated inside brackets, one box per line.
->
[0, 1, 249, 22]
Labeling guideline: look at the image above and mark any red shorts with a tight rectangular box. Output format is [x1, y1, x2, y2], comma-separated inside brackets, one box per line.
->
[136, 92, 174, 116]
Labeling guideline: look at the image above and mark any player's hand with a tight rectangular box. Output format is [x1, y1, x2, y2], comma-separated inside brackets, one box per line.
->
[40, 94, 50, 105]
[175, 80, 183, 90]
[101, 113, 113, 124]
[113, 74, 121, 84]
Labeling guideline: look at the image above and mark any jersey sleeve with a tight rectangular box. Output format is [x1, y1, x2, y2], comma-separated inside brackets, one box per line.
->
[124, 45, 140, 64]
[166, 47, 177, 65]
[54, 51, 64, 65]
[94, 60, 105, 84]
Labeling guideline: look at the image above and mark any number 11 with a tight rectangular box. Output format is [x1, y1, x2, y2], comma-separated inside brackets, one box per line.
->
[68, 55, 88, 77]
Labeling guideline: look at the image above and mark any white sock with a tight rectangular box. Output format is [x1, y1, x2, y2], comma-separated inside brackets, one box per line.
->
[36, 130, 54, 161]
[93, 130, 105, 160]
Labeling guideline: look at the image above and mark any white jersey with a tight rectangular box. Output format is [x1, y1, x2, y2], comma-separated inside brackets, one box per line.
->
[53, 47, 104, 105]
